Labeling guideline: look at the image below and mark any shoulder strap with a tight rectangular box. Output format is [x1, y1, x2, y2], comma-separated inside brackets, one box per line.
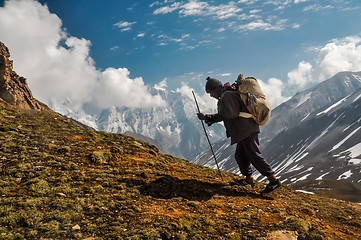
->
[238, 112, 256, 120]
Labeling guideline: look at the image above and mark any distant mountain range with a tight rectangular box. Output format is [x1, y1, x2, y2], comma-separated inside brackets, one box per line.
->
[85, 88, 225, 160]
[192, 71, 361, 184]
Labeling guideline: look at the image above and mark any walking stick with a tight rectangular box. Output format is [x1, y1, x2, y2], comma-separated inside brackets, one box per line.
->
[192, 91, 223, 181]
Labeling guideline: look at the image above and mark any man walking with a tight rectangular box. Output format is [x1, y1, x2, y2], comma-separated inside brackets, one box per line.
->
[197, 75, 281, 194]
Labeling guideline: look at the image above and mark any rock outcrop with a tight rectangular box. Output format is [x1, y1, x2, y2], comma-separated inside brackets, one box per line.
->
[0, 41, 48, 111]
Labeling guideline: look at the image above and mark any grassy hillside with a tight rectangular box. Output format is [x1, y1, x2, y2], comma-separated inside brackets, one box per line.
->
[1, 99, 361, 240]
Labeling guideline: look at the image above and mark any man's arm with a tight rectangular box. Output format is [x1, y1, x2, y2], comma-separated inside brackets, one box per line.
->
[218, 92, 242, 119]
[197, 113, 223, 126]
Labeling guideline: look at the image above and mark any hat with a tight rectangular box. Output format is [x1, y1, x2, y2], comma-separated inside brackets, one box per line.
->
[205, 77, 222, 93]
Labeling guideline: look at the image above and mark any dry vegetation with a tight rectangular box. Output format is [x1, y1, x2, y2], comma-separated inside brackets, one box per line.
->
[1, 100, 361, 239]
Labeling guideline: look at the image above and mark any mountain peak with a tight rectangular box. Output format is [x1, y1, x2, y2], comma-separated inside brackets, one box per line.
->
[0, 41, 48, 111]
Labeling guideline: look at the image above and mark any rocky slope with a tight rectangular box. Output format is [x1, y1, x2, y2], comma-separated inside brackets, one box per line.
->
[0, 41, 48, 111]
[1, 96, 361, 239]
[1, 42, 361, 239]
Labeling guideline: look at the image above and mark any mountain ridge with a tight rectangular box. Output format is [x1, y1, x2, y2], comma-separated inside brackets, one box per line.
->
[261, 71, 361, 144]
[263, 87, 361, 185]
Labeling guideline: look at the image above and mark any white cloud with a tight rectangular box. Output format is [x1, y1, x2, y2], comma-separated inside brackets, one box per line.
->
[179, 1, 208, 16]
[149, 1, 161, 8]
[315, 36, 361, 81]
[209, 2, 242, 19]
[114, 20, 137, 32]
[114, 21, 136, 28]
[302, 4, 334, 12]
[198, 40, 212, 45]
[287, 61, 313, 88]
[250, 9, 261, 14]
[292, 23, 301, 29]
[287, 36, 361, 89]
[0, 0, 96, 104]
[237, 19, 286, 31]
[153, 1, 243, 20]
[219, 73, 232, 77]
[238, 0, 259, 4]
[294, 0, 309, 3]
[154, 78, 168, 91]
[155, 33, 191, 46]
[259, 78, 289, 108]
[93, 68, 166, 108]
[0, 0, 166, 112]
[176, 83, 218, 119]
[110, 45, 119, 51]
[153, 2, 181, 14]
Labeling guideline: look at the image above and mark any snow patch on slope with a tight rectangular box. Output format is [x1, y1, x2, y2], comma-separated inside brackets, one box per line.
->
[316, 95, 349, 116]
[341, 142, 361, 164]
[308, 114, 343, 149]
[330, 126, 361, 152]
[338, 170, 353, 180]
[295, 92, 311, 108]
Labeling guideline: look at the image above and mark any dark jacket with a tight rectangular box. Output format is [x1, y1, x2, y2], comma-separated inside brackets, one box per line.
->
[210, 91, 259, 144]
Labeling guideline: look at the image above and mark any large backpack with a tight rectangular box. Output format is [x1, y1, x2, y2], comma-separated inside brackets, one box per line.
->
[236, 75, 271, 126]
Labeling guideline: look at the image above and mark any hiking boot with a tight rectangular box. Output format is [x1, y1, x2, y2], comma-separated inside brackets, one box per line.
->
[234, 178, 255, 188]
[260, 179, 282, 195]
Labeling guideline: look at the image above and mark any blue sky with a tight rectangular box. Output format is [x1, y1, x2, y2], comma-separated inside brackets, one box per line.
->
[38, 0, 360, 81]
[1, 0, 361, 111]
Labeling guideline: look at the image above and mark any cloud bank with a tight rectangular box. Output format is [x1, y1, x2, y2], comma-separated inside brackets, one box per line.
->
[0, 0, 166, 112]
[287, 36, 361, 88]
[259, 35, 361, 108]
[94, 68, 165, 108]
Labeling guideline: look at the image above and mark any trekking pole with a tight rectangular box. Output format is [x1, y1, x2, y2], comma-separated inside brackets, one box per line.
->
[192, 91, 224, 181]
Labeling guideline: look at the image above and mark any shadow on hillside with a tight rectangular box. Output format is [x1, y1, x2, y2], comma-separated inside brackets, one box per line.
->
[122, 175, 262, 201]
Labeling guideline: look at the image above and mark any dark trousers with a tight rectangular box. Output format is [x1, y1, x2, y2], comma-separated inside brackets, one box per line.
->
[235, 133, 274, 177]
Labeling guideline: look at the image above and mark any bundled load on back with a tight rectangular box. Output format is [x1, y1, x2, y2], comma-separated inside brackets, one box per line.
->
[236, 74, 271, 126]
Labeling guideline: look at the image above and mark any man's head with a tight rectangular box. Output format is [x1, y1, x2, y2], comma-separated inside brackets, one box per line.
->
[205, 77, 222, 99]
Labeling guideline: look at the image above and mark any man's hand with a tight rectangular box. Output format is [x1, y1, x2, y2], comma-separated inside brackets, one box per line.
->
[197, 113, 215, 126]
[205, 117, 215, 126]
[197, 113, 206, 120]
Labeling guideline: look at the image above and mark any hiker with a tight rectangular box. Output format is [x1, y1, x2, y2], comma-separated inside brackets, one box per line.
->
[197, 74, 281, 194]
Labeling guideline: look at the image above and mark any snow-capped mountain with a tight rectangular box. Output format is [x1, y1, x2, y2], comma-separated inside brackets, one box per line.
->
[261, 71, 361, 144]
[192, 71, 361, 183]
[263, 87, 361, 184]
[93, 88, 225, 160]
